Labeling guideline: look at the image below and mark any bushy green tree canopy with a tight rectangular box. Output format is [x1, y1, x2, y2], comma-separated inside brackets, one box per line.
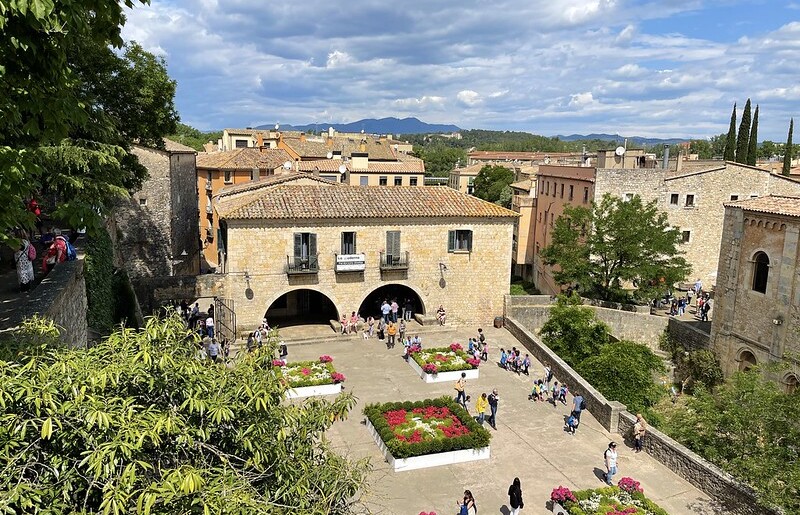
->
[541, 194, 691, 302]
[540, 293, 612, 365]
[472, 165, 514, 207]
[0, 316, 367, 514]
[414, 145, 467, 177]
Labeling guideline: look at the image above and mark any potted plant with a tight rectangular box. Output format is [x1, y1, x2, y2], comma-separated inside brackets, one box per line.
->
[550, 486, 576, 514]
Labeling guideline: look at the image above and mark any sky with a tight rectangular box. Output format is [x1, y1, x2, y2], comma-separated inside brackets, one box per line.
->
[122, 0, 800, 140]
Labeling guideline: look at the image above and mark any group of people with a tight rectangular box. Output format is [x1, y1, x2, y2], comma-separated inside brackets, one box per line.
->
[12, 226, 78, 293]
[454, 477, 523, 515]
[664, 279, 713, 321]
[498, 347, 531, 374]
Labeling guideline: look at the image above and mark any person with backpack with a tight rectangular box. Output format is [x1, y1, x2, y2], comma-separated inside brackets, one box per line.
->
[566, 413, 579, 435]
[603, 442, 619, 485]
[14, 236, 36, 292]
[572, 392, 586, 425]
[42, 229, 69, 274]
[507, 477, 524, 515]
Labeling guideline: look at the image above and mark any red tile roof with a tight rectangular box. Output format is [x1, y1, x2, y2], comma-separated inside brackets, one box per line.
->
[724, 195, 800, 218]
[196, 148, 293, 171]
[216, 172, 335, 198]
[296, 160, 425, 173]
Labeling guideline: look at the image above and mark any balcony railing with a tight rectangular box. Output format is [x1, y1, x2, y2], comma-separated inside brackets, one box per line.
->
[380, 251, 409, 271]
[286, 254, 319, 275]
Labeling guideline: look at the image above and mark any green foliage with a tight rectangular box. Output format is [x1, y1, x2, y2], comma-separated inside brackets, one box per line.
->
[747, 105, 759, 166]
[541, 194, 691, 301]
[472, 165, 514, 207]
[724, 103, 737, 161]
[167, 123, 223, 151]
[0, 315, 368, 513]
[510, 280, 540, 295]
[758, 140, 778, 160]
[85, 228, 116, 333]
[540, 294, 611, 365]
[363, 397, 491, 459]
[565, 486, 669, 515]
[784, 118, 794, 176]
[0, 0, 178, 247]
[414, 145, 467, 177]
[658, 332, 723, 393]
[578, 340, 665, 414]
[280, 360, 337, 388]
[658, 370, 800, 513]
[735, 98, 752, 164]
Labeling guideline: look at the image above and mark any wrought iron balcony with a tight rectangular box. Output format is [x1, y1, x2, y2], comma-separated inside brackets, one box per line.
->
[286, 254, 319, 275]
[380, 251, 409, 271]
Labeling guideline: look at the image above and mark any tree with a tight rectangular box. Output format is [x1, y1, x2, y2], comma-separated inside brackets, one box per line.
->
[168, 123, 224, 151]
[659, 370, 800, 513]
[747, 105, 759, 166]
[472, 165, 515, 207]
[541, 194, 691, 301]
[724, 103, 737, 161]
[540, 293, 612, 365]
[709, 133, 728, 159]
[0, 315, 368, 514]
[579, 340, 665, 414]
[735, 98, 751, 164]
[784, 118, 794, 176]
[688, 139, 712, 159]
[758, 140, 778, 160]
[415, 145, 467, 177]
[0, 2, 177, 247]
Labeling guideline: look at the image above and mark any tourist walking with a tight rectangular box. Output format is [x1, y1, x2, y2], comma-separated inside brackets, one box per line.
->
[475, 392, 488, 425]
[380, 299, 391, 322]
[436, 304, 446, 325]
[386, 322, 397, 349]
[633, 413, 647, 453]
[456, 490, 477, 515]
[398, 319, 406, 342]
[366, 315, 375, 338]
[603, 442, 618, 485]
[205, 315, 215, 339]
[507, 477, 524, 515]
[390, 299, 399, 323]
[572, 391, 585, 424]
[14, 236, 35, 292]
[206, 339, 220, 363]
[488, 389, 499, 429]
[377, 317, 386, 341]
[454, 372, 468, 408]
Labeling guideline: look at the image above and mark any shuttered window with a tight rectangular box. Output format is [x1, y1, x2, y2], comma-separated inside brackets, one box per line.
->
[386, 231, 401, 260]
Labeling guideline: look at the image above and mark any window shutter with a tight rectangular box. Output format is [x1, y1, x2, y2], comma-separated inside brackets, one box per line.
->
[353, 232, 357, 254]
[293, 233, 302, 258]
[340, 232, 345, 254]
[466, 231, 473, 251]
[309, 233, 317, 258]
[448, 230, 456, 252]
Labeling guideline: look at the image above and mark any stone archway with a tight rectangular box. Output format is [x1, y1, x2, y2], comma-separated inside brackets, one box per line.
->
[264, 289, 338, 328]
[737, 349, 757, 372]
[357, 284, 425, 320]
[783, 373, 798, 395]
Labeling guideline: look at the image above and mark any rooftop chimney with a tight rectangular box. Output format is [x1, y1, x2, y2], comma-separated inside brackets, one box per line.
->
[359, 141, 367, 152]
[256, 132, 264, 148]
[662, 145, 670, 170]
[326, 136, 334, 147]
[300, 133, 307, 142]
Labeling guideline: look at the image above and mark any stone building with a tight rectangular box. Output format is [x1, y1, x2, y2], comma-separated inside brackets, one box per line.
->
[510, 177, 537, 280]
[533, 160, 800, 295]
[214, 179, 517, 330]
[711, 195, 800, 393]
[115, 139, 199, 277]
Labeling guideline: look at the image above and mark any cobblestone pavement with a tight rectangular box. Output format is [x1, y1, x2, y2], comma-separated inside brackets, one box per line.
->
[282, 325, 715, 515]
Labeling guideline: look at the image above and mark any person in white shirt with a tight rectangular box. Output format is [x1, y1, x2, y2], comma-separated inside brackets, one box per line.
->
[603, 441, 618, 485]
[205, 316, 215, 339]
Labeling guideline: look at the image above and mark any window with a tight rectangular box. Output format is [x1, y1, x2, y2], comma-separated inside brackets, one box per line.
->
[670, 193, 679, 205]
[386, 231, 401, 260]
[448, 229, 473, 252]
[752, 251, 769, 293]
[685, 194, 695, 207]
[583, 187, 589, 203]
[552, 182, 557, 197]
[379, 176, 388, 186]
[292, 233, 317, 268]
[568, 185, 574, 201]
[410, 177, 418, 186]
[321, 175, 338, 182]
[538, 212, 542, 222]
[234, 139, 248, 148]
[139, 198, 147, 206]
[359, 176, 369, 186]
[560, 183, 564, 198]
[730, 195, 739, 201]
[394, 176, 403, 186]
[224, 171, 232, 183]
[341, 231, 357, 254]
[550, 213, 554, 227]
[750, 194, 758, 199]
[681, 230, 691, 243]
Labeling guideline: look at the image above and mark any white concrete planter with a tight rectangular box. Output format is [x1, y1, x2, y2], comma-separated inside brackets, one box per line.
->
[365, 416, 490, 472]
[285, 382, 343, 399]
[550, 501, 568, 515]
[407, 357, 480, 383]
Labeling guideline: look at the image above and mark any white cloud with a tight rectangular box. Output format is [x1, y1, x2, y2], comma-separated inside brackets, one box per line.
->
[569, 92, 597, 108]
[326, 50, 352, 68]
[457, 90, 482, 106]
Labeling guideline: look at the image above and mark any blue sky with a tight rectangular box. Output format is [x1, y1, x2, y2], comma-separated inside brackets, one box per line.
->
[122, 0, 800, 140]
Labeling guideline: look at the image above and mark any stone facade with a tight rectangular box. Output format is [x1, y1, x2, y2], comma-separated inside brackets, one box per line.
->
[711, 198, 800, 391]
[224, 217, 514, 330]
[116, 142, 199, 278]
[667, 317, 711, 351]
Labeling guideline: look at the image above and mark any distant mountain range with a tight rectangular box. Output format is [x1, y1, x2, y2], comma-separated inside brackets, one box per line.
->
[257, 117, 460, 135]
[554, 133, 690, 145]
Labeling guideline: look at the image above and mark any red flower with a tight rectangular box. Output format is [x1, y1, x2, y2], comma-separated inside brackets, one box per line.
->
[331, 372, 346, 383]
[550, 486, 576, 503]
[422, 364, 439, 374]
[617, 477, 643, 493]
[272, 359, 285, 367]
[301, 368, 311, 376]
[449, 343, 463, 351]
[467, 358, 481, 368]
[319, 355, 333, 363]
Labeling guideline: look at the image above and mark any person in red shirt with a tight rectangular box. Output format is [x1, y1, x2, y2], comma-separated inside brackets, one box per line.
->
[42, 229, 68, 273]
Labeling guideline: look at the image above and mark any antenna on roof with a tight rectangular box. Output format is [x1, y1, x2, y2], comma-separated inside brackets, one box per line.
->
[283, 161, 292, 170]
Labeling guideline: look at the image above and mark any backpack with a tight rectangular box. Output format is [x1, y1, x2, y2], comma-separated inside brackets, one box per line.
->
[26, 243, 36, 261]
[66, 240, 77, 261]
[580, 399, 587, 411]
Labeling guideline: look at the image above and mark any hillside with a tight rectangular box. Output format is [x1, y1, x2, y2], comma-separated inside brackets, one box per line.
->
[257, 117, 460, 135]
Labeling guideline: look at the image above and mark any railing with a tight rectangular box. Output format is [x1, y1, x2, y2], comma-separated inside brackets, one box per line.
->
[286, 254, 319, 274]
[380, 251, 409, 270]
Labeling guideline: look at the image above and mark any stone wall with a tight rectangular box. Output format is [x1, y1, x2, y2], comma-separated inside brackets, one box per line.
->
[133, 274, 226, 315]
[1, 253, 87, 348]
[667, 317, 711, 351]
[505, 316, 779, 515]
[169, 152, 201, 276]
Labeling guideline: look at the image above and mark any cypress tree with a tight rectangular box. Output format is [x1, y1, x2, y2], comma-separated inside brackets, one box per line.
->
[747, 105, 758, 166]
[735, 98, 751, 164]
[783, 118, 793, 176]
[724, 103, 737, 161]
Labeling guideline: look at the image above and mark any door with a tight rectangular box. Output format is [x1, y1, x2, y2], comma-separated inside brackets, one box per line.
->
[386, 231, 400, 264]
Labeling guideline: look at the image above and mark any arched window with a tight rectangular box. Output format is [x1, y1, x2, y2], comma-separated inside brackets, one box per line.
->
[785, 374, 798, 395]
[738, 350, 757, 372]
[752, 252, 769, 293]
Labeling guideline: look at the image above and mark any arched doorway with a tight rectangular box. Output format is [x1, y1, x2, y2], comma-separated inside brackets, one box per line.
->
[358, 284, 424, 320]
[784, 374, 798, 395]
[265, 289, 338, 327]
[738, 350, 757, 372]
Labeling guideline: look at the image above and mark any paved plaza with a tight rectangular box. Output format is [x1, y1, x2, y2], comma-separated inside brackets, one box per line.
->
[282, 325, 713, 515]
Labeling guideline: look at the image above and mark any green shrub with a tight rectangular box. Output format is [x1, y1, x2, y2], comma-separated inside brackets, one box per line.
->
[84, 228, 115, 333]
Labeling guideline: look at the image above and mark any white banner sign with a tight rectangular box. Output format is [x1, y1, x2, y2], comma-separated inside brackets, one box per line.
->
[336, 253, 366, 271]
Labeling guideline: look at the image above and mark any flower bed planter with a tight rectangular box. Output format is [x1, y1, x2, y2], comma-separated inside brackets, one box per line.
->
[549, 481, 668, 515]
[363, 397, 491, 472]
[276, 355, 346, 399]
[407, 343, 480, 383]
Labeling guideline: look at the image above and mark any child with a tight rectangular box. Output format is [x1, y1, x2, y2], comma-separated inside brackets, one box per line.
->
[468, 338, 475, 354]
[463, 395, 472, 413]
[522, 354, 531, 375]
[481, 341, 489, 362]
[559, 384, 569, 405]
[528, 382, 540, 401]
[551, 381, 560, 406]
[499, 348, 508, 369]
[537, 380, 545, 401]
[566, 413, 579, 435]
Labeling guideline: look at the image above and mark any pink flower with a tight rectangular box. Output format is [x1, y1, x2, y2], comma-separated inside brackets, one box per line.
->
[467, 358, 481, 368]
[449, 343, 463, 352]
[301, 368, 311, 376]
[550, 486, 576, 503]
[272, 359, 285, 367]
[331, 372, 346, 383]
[422, 363, 439, 374]
[617, 477, 644, 493]
[319, 355, 333, 363]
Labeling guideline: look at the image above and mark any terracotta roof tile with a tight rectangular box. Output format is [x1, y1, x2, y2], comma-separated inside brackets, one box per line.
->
[282, 135, 398, 160]
[163, 138, 197, 153]
[218, 184, 519, 220]
[724, 195, 800, 218]
[196, 148, 293, 171]
[296, 160, 425, 173]
[216, 172, 336, 198]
